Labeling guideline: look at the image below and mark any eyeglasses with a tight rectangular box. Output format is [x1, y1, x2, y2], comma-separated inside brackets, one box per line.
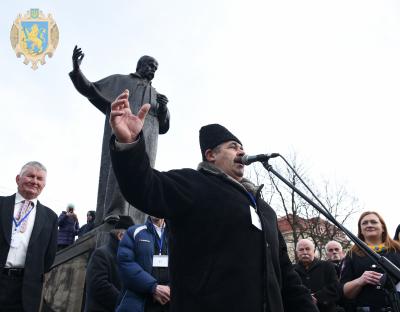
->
[327, 248, 340, 252]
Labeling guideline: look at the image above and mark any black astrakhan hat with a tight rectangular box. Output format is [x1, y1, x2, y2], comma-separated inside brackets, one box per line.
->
[199, 124, 242, 160]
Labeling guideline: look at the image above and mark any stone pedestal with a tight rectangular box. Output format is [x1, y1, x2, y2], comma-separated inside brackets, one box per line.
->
[41, 216, 132, 311]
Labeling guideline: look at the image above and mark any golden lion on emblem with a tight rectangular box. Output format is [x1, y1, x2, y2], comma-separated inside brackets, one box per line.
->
[20, 24, 46, 54]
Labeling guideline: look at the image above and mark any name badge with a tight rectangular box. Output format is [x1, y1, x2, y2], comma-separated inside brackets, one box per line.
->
[153, 255, 168, 267]
[250, 206, 262, 230]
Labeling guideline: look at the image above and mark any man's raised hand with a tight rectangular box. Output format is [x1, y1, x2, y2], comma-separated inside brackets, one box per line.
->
[110, 90, 150, 143]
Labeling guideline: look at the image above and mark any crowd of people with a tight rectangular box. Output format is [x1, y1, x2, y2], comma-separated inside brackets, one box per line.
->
[0, 159, 172, 312]
[292, 212, 400, 312]
[55, 202, 400, 311]
[55, 208, 171, 312]
[1, 89, 400, 311]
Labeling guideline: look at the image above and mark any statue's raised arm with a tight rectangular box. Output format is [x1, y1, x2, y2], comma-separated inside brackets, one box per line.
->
[69, 45, 109, 113]
[68, 47, 171, 225]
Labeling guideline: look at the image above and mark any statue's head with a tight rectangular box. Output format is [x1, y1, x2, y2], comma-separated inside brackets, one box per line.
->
[136, 55, 158, 81]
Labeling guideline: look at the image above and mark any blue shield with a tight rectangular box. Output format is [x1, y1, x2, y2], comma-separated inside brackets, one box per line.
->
[21, 21, 48, 55]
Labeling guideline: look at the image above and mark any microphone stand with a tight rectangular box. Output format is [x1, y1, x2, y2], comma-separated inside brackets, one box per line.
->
[261, 159, 400, 312]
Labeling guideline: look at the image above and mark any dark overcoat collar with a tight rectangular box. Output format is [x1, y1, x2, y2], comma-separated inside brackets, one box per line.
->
[297, 258, 320, 273]
[28, 200, 47, 246]
[1, 195, 15, 244]
[0, 194, 48, 246]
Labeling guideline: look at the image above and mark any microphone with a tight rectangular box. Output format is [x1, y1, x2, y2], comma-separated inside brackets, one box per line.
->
[237, 153, 280, 165]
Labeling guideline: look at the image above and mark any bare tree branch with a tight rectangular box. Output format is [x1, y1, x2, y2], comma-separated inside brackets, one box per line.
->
[245, 151, 361, 261]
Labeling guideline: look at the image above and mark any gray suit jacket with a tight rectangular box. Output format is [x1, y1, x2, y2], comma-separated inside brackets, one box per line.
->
[0, 194, 58, 312]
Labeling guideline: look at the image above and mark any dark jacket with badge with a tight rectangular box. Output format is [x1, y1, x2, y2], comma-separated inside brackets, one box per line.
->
[0, 194, 58, 312]
[116, 217, 169, 312]
[84, 233, 122, 312]
[294, 259, 340, 312]
[110, 135, 318, 312]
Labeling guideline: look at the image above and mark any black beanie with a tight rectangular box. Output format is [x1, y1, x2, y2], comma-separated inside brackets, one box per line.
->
[114, 215, 134, 230]
[199, 124, 242, 160]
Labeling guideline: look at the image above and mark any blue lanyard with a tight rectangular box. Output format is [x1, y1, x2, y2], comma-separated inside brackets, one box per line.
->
[13, 203, 34, 229]
[155, 228, 165, 255]
[247, 192, 257, 209]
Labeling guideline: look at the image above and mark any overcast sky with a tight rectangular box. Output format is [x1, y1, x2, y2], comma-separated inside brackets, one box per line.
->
[1, 1, 399, 235]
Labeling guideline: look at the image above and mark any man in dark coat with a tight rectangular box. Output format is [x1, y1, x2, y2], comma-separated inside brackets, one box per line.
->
[57, 204, 79, 250]
[69, 46, 170, 224]
[294, 239, 340, 312]
[107, 91, 318, 312]
[325, 240, 345, 277]
[0, 161, 58, 312]
[84, 216, 133, 312]
[325, 241, 353, 312]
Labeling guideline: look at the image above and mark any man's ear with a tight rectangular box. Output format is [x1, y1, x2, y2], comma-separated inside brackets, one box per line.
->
[117, 231, 125, 241]
[205, 149, 216, 162]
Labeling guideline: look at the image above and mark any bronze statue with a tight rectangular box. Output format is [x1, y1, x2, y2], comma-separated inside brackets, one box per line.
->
[69, 45, 170, 224]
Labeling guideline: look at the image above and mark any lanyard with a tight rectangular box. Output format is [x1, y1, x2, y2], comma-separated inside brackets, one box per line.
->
[247, 192, 257, 209]
[155, 228, 165, 255]
[13, 203, 34, 229]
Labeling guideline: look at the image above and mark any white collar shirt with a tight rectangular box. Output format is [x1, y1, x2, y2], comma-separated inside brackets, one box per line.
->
[153, 223, 164, 238]
[5, 193, 38, 268]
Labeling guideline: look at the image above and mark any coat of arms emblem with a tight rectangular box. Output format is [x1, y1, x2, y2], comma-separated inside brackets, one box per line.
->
[10, 9, 59, 70]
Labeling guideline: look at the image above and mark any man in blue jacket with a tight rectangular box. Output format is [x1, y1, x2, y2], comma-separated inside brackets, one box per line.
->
[109, 90, 317, 312]
[116, 216, 170, 312]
